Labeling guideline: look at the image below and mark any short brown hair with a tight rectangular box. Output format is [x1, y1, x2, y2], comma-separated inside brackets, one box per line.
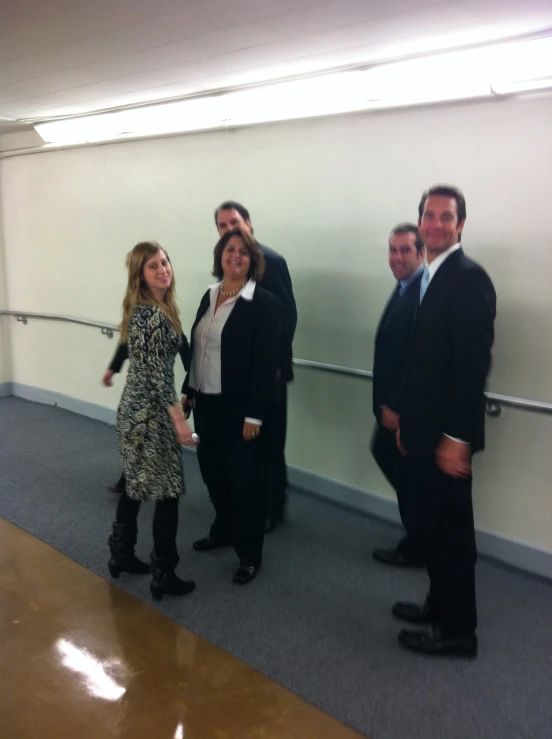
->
[418, 184, 466, 224]
[390, 222, 424, 253]
[212, 227, 265, 282]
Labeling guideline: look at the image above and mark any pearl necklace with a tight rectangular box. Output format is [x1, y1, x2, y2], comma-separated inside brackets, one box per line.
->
[220, 280, 247, 297]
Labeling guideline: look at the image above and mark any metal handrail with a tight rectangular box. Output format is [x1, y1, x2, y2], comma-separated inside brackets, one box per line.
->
[0, 310, 117, 338]
[3, 309, 552, 416]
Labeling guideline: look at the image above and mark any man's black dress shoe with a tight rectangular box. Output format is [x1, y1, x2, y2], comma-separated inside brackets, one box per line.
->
[398, 628, 478, 658]
[392, 601, 439, 625]
[373, 547, 425, 567]
[232, 562, 259, 584]
[192, 537, 231, 552]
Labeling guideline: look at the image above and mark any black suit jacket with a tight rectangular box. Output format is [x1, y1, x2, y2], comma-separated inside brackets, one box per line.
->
[257, 242, 297, 384]
[108, 242, 296, 383]
[373, 271, 423, 420]
[182, 284, 280, 423]
[398, 248, 496, 455]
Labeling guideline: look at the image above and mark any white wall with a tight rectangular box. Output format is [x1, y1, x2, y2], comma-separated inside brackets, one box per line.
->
[1, 93, 552, 557]
[0, 177, 12, 390]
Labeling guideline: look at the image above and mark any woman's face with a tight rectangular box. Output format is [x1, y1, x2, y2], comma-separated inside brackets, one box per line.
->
[221, 235, 250, 283]
[142, 249, 172, 292]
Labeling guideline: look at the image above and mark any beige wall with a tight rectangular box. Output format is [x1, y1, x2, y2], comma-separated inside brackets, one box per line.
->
[0, 178, 11, 387]
[1, 93, 551, 554]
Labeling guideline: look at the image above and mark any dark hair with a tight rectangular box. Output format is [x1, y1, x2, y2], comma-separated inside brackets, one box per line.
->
[390, 222, 424, 254]
[214, 200, 251, 227]
[212, 227, 265, 282]
[418, 184, 467, 224]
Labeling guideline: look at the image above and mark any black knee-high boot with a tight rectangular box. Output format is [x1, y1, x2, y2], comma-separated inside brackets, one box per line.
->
[150, 546, 195, 600]
[108, 523, 150, 578]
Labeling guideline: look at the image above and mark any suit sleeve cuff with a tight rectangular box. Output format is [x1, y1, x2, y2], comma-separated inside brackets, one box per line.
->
[444, 433, 469, 444]
[245, 417, 262, 426]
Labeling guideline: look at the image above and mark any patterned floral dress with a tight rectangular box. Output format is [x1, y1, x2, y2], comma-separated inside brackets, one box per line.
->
[117, 304, 184, 501]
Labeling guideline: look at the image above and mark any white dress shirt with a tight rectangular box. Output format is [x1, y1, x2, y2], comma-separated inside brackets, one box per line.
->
[426, 243, 461, 283]
[188, 279, 261, 425]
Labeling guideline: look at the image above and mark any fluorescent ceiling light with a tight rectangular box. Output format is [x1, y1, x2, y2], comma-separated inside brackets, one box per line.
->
[491, 76, 552, 94]
[34, 35, 552, 145]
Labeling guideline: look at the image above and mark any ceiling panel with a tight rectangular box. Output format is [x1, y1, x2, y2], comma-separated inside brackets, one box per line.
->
[0, 0, 551, 127]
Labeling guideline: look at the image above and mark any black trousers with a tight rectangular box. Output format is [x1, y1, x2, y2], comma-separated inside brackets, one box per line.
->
[410, 454, 478, 637]
[116, 492, 179, 558]
[194, 394, 268, 567]
[370, 423, 425, 564]
[265, 383, 288, 522]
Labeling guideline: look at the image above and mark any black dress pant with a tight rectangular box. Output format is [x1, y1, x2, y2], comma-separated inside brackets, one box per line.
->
[371, 423, 425, 564]
[409, 454, 478, 637]
[116, 492, 179, 558]
[194, 393, 268, 567]
[265, 383, 288, 522]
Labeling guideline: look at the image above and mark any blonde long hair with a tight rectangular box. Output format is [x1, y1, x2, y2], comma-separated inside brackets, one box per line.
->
[120, 240, 182, 342]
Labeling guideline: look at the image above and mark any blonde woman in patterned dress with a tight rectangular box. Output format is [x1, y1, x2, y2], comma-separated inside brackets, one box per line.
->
[108, 241, 196, 600]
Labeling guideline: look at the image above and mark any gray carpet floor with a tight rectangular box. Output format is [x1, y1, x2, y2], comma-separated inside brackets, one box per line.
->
[1, 396, 551, 739]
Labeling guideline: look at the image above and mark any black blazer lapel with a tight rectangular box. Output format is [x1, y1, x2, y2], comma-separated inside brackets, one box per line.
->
[415, 248, 464, 324]
[375, 284, 401, 342]
[188, 290, 211, 350]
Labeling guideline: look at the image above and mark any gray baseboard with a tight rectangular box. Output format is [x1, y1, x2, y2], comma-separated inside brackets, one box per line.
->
[6, 382, 552, 581]
[11, 382, 117, 425]
[288, 465, 552, 580]
[287, 466, 402, 525]
[0, 382, 12, 397]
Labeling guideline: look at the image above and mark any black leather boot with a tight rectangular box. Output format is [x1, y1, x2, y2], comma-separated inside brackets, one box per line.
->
[150, 547, 195, 601]
[108, 522, 150, 578]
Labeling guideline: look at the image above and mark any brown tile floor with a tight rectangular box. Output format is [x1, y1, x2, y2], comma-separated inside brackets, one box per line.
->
[0, 517, 366, 739]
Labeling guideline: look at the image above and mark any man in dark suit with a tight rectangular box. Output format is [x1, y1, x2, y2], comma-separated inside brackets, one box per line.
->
[372, 223, 425, 568]
[213, 201, 297, 532]
[103, 201, 297, 532]
[392, 185, 496, 658]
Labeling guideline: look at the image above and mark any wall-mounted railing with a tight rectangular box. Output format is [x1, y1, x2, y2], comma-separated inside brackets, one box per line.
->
[3, 309, 552, 417]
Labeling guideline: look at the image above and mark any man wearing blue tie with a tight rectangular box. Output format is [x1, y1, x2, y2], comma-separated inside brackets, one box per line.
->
[393, 185, 496, 658]
[372, 224, 425, 567]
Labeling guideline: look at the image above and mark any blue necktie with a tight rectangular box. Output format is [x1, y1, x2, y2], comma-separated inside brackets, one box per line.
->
[419, 266, 430, 303]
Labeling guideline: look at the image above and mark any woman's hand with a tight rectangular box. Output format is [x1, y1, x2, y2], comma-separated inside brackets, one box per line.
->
[169, 406, 197, 447]
[102, 370, 114, 387]
[243, 421, 261, 441]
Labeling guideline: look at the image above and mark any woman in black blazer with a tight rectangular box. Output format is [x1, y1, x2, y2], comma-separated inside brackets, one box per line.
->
[182, 227, 280, 584]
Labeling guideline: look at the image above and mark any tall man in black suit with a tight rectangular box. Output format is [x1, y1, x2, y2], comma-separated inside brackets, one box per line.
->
[103, 201, 297, 532]
[212, 202, 297, 532]
[392, 185, 496, 658]
[372, 223, 425, 568]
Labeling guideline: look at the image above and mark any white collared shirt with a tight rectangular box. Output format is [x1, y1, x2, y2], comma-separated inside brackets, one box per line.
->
[188, 278, 261, 425]
[427, 243, 461, 283]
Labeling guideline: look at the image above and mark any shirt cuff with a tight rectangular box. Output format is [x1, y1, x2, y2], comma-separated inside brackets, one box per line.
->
[444, 434, 469, 444]
[245, 417, 262, 426]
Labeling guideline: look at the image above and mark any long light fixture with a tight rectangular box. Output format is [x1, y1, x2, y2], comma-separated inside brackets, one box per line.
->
[34, 35, 552, 145]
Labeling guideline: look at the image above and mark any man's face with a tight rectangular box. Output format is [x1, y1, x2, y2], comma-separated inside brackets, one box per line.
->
[418, 195, 464, 256]
[388, 232, 424, 280]
[216, 208, 252, 237]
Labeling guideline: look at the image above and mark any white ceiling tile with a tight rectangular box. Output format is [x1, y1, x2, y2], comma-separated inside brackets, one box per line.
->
[0, 0, 90, 35]
[1, 0, 551, 122]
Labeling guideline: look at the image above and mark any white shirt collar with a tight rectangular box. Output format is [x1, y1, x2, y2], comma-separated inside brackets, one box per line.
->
[208, 278, 256, 302]
[427, 243, 461, 280]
